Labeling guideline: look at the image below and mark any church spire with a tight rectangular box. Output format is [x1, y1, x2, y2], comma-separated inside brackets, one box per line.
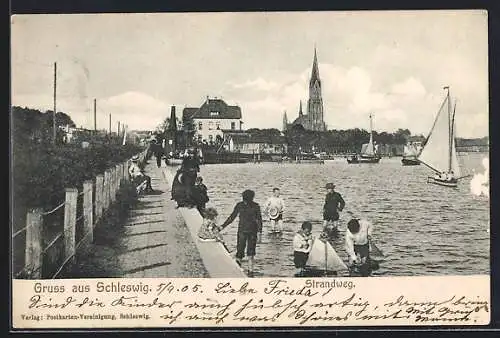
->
[310, 47, 320, 86]
[298, 100, 303, 116]
[282, 110, 288, 132]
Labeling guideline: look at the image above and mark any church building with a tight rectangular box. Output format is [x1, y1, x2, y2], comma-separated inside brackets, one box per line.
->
[283, 48, 327, 132]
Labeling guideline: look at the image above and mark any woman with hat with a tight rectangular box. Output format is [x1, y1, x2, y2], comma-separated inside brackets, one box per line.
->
[322, 182, 345, 237]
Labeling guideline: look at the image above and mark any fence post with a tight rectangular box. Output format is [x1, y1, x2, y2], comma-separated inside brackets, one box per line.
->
[24, 208, 43, 279]
[103, 170, 110, 210]
[63, 188, 78, 268]
[83, 181, 93, 244]
[95, 174, 104, 221]
[123, 161, 129, 182]
[112, 166, 118, 203]
[117, 163, 123, 187]
[115, 164, 120, 193]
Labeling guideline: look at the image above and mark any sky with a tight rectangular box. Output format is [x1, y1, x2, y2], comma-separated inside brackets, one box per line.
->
[11, 10, 488, 137]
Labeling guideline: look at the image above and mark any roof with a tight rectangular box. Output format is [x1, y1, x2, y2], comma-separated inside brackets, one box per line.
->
[182, 98, 242, 120]
[182, 108, 198, 121]
[292, 115, 309, 126]
[310, 48, 321, 87]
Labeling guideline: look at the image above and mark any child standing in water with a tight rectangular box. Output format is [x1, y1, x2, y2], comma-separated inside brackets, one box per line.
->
[345, 218, 374, 277]
[220, 189, 263, 276]
[322, 182, 345, 237]
[264, 187, 285, 233]
[293, 221, 313, 277]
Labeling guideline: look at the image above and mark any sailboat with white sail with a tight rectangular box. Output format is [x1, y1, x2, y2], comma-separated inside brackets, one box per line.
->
[401, 143, 421, 166]
[417, 86, 462, 187]
[302, 238, 348, 276]
[347, 113, 381, 164]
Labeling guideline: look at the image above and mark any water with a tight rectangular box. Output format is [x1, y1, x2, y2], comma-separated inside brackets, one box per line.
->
[199, 153, 490, 277]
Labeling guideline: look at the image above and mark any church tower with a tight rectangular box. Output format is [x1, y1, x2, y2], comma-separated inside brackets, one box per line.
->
[282, 111, 288, 133]
[307, 48, 326, 131]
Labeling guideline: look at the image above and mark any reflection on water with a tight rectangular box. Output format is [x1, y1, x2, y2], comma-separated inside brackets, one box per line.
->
[199, 153, 489, 277]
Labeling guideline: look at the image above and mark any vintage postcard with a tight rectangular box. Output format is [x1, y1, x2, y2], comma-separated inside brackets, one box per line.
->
[10, 10, 490, 329]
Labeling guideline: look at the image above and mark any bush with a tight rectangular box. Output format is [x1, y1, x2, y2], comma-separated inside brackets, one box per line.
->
[12, 141, 145, 229]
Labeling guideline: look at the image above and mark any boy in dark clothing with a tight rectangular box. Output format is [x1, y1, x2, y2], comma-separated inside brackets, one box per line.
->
[220, 189, 263, 276]
[192, 176, 209, 215]
[322, 182, 345, 237]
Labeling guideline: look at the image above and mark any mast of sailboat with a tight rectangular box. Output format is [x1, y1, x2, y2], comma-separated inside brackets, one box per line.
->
[369, 113, 373, 145]
[450, 100, 457, 172]
[444, 86, 452, 173]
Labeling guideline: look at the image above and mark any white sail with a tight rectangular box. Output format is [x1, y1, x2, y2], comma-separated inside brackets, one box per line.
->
[404, 144, 419, 157]
[417, 93, 452, 173]
[363, 140, 375, 156]
[361, 114, 376, 157]
[306, 239, 348, 272]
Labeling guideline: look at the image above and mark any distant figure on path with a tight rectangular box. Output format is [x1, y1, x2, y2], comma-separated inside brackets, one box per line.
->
[152, 139, 164, 168]
[322, 182, 345, 237]
[293, 221, 313, 277]
[129, 155, 153, 193]
[192, 176, 209, 215]
[220, 189, 263, 276]
[264, 187, 285, 234]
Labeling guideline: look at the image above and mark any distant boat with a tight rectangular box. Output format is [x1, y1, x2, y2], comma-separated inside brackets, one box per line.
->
[301, 238, 348, 276]
[347, 113, 381, 164]
[417, 86, 462, 187]
[401, 143, 421, 166]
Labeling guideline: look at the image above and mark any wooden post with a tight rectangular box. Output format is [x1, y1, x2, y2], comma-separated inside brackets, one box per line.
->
[83, 181, 93, 244]
[117, 163, 123, 188]
[117, 163, 121, 187]
[95, 174, 104, 221]
[63, 188, 78, 268]
[25, 208, 43, 278]
[110, 166, 117, 203]
[115, 164, 120, 193]
[123, 161, 129, 182]
[103, 170, 110, 209]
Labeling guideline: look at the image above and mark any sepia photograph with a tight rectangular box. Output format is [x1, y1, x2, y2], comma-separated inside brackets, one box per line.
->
[10, 10, 491, 328]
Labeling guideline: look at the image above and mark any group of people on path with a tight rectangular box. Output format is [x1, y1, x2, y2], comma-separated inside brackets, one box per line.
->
[170, 149, 209, 214]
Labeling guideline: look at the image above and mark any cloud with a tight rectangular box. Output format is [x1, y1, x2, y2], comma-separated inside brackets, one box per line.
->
[390, 77, 427, 97]
[228, 77, 279, 91]
[99, 92, 170, 131]
[12, 91, 171, 131]
[228, 64, 438, 134]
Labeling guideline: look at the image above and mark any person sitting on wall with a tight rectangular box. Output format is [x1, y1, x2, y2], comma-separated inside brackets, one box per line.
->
[192, 176, 209, 215]
[129, 155, 153, 193]
[180, 149, 200, 187]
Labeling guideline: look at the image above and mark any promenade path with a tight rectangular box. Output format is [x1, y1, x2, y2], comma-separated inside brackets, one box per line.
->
[73, 159, 209, 278]
[73, 158, 245, 278]
[117, 161, 209, 278]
